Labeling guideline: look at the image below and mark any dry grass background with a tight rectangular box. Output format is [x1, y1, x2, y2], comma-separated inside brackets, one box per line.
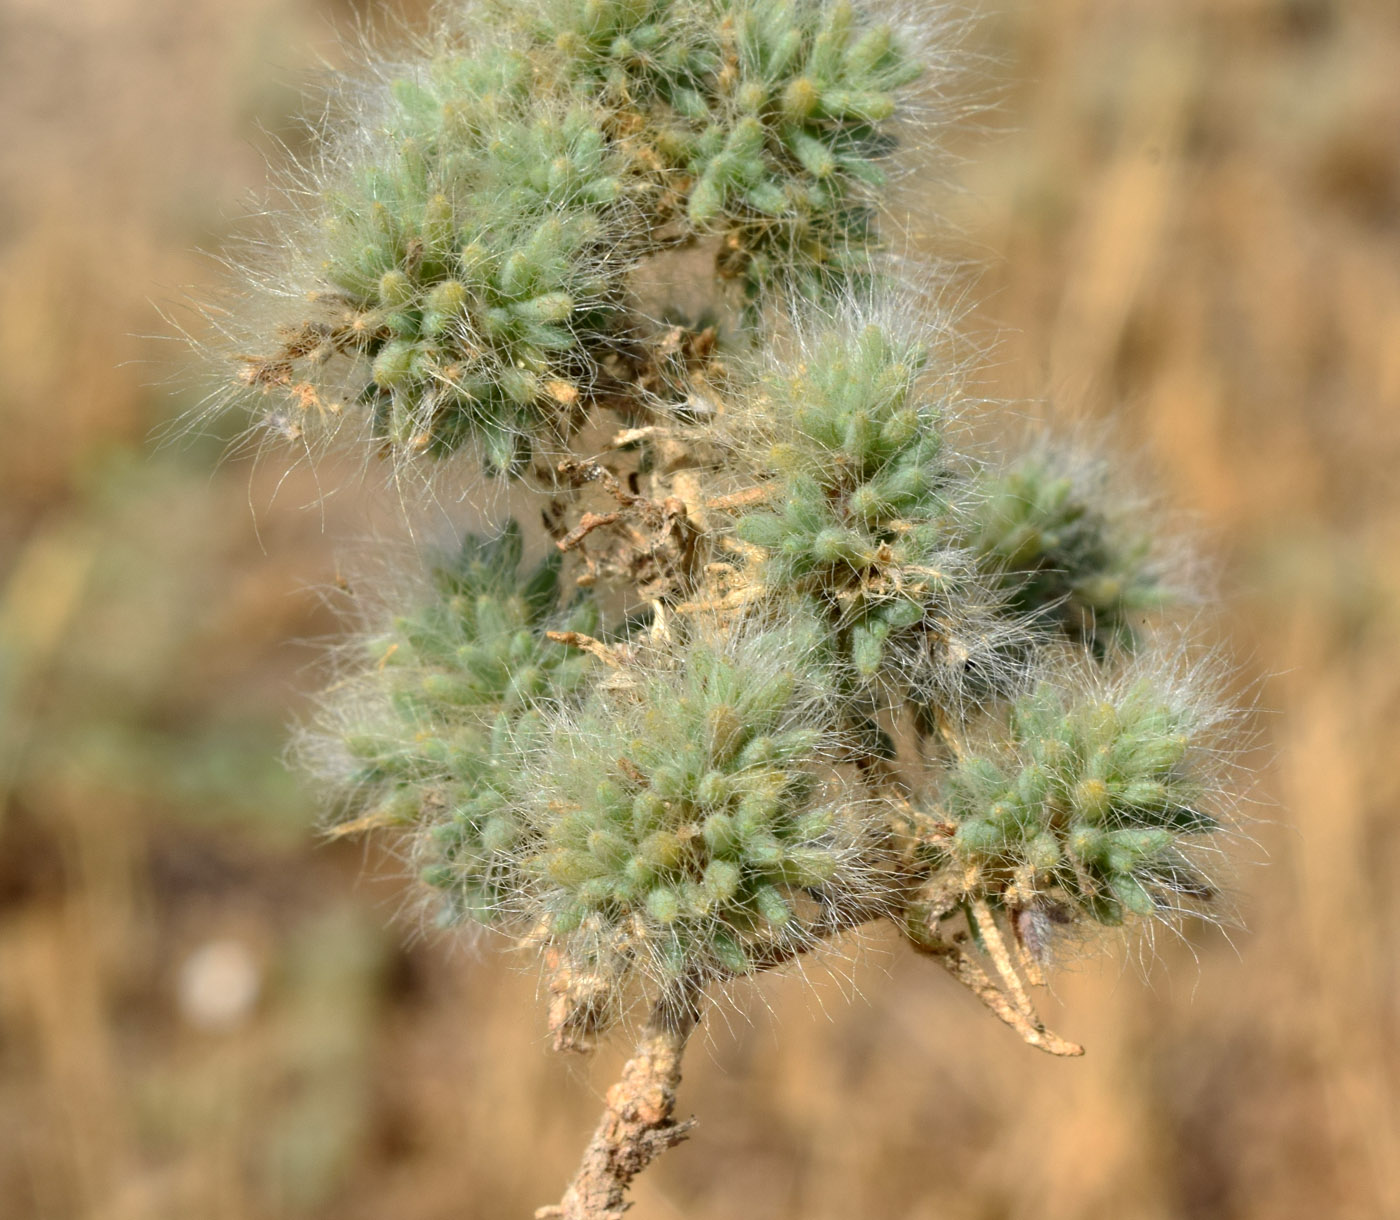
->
[2, 0, 1398, 1217]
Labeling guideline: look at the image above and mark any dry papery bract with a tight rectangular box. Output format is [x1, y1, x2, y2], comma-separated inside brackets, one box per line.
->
[204, 1, 1251, 1216]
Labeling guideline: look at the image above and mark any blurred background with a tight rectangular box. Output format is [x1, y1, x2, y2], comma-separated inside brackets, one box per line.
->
[2, 0, 1397, 1216]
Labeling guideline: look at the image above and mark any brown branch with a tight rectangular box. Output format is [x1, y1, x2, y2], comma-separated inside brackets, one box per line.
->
[704, 485, 770, 511]
[557, 511, 624, 553]
[968, 897, 1039, 1023]
[545, 631, 626, 669]
[538, 974, 706, 1220]
[672, 583, 766, 615]
[537, 895, 892, 1219]
[905, 927, 1084, 1058]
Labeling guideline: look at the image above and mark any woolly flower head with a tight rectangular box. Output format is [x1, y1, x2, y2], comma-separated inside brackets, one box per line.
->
[523, 0, 936, 301]
[203, 0, 949, 471]
[518, 613, 890, 1009]
[223, 38, 644, 472]
[666, 0, 926, 301]
[722, 299, 1032, 706]
[960, 437, 1179, 655]
[934, 645, 1241, 954]
[303, 521, 600, 925]
[521, 0, 720, 99]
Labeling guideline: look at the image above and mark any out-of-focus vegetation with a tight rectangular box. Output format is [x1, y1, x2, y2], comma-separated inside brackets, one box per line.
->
[1, 0, 1397, 1217]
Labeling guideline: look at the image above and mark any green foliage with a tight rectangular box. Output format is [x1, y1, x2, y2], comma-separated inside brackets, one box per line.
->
[943, 672, 1221, 928]
[327, 523, 599, 922]
[523, 623, 879, 986]
[963, 450, 1167, 652]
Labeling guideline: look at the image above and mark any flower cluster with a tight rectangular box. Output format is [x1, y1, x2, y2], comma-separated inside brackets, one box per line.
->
[727, 315, 1024, 704]
[962, 447, 1168, 653]
[224, 0, 929, 467]
[319, 523, 598, 922]
[942, 666, 1226, 929]
[522, 622, 883, 993]
[226, 0, 1245, 1076]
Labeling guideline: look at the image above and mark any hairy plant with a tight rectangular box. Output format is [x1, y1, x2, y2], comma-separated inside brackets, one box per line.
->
[314, 522, 601, 923]
[936, 657, 1231, 931]
[961, 442, 1171, 653]
[204, 0, 1249, 1215]
[522, 619, 888, 999]
[720, 310, 1032, 706]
